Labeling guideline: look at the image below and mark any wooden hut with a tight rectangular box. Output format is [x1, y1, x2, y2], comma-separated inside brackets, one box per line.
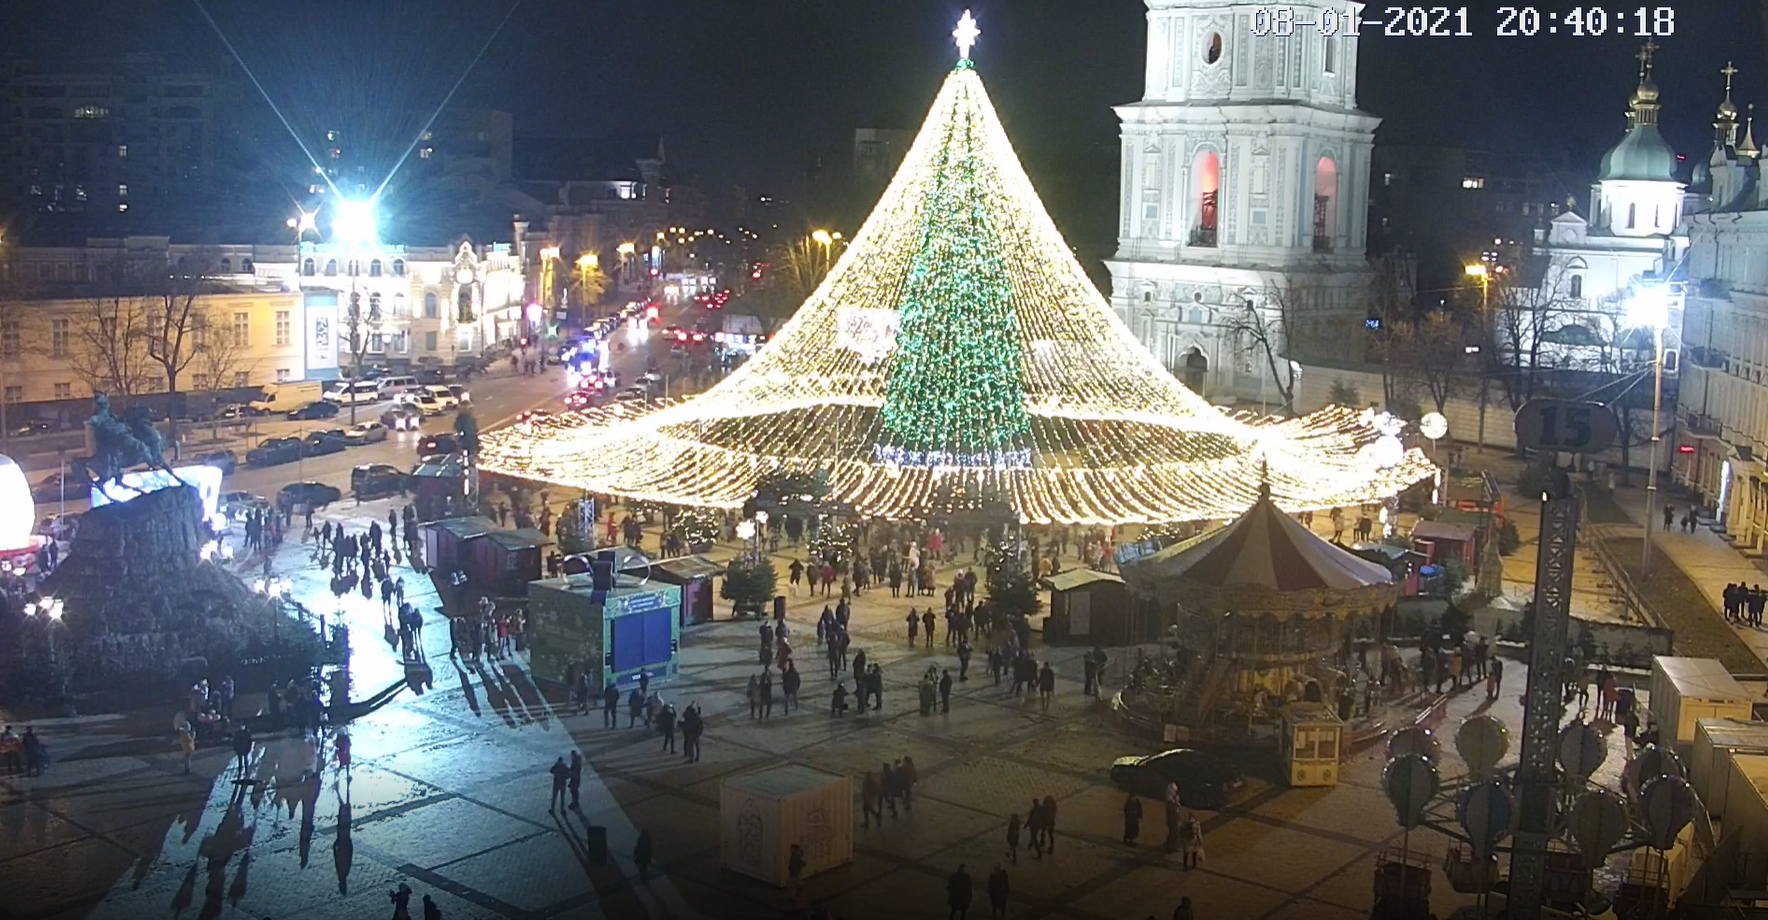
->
[1041, 569, 1130, 644]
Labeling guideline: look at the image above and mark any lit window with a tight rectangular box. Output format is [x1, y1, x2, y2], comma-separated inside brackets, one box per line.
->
[233, 371, 251, 387]
[54, 383, 71, 399]
[117, 144, 127, 158]
[1383, 172, 1395, 186]
[117, 203, 128, 212]
[232, 312, 249, 347]
[74, 185, 87, 201]
[419, 147, 433, 159]
[276, 368, 291, 382]
[72, 105, 109, 119]
[0, 321, 17, 358]
[1462, 177, 1486, 190]
[275, 310, 291, 346]
[51, 318, 69, 358]
[117, 183, 127, 197]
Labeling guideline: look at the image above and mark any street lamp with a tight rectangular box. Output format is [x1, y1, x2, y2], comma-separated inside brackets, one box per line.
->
[332, 198, 377, 247]
[1630, 281, 1675, 578]
[1465, 263, 1494, 450]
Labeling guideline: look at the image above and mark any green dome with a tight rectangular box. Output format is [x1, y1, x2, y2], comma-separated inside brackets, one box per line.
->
[1600, 124, 1679, 182]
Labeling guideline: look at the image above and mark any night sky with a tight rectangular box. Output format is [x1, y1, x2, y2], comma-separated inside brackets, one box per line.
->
[4, 0, 1763, 237]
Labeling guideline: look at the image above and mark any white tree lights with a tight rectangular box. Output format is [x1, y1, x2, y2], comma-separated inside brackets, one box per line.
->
[478, 55, 1437, 525]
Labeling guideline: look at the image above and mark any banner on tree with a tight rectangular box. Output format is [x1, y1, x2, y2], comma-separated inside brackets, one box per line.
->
[837, 307, 900, 364]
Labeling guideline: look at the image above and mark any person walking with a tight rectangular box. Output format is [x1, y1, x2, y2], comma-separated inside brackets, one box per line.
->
[1172, 896, 1194, 920]
[1163, 785, 1182, 854]
[922, 609, 936, 649]
[390, 883, 414, 920]
[681, 703, 704, 762]
[634, 829, 654, 883]
[789, 559, 803, 596]
[549, 756, 571, 812]
[958, 640, 973, 681]
[987, 865, 1010, 920]
[939, 668, 954, 713]
[861, 771, 883, 828]
[1123, 793, 1143, 845]
[1027, 798, 1046, 858]
[746, 674, 760, 719]
[782, 663, 801, 715]
[230, 723, 253, 778]
[568, 750, 584, 810]
[1004, 813, 1021, 864]
[760, 670, 775, 720]
[907, 607, 920, 645]
[1179, 812, 1204, 869]
[603, 683, 621, 728]
[659, 703, 678, 753]
[1487, 656, 1505, 701]
[628, 689, 645, 728]
[947, 864, 974, 920]
[178, 722, 197, 774]
[1037, 661, 1056, 712]
[867, 664, 884, 712]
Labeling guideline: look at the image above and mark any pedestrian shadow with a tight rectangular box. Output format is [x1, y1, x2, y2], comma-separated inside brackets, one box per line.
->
[500, 663, 553, 728]
[454, 662, 482, 716]
[333, 790, 354, 896]
[477, 664, 523, 729]
[553, 811, 648, 913]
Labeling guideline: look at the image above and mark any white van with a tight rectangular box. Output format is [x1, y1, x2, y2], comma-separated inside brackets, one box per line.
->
[323, 380, 383, 405]
[376, 376, 419, 399]
[247, 380, 325, 414]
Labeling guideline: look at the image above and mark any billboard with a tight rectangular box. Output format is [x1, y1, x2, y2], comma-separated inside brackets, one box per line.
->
[305, 291, 339, 378]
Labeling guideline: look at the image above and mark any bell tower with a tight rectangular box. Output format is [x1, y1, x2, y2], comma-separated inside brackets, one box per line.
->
[1106, 0, 1380, 403]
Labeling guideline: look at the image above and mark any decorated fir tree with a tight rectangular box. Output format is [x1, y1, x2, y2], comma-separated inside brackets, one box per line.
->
[878, 59, 1029, 463]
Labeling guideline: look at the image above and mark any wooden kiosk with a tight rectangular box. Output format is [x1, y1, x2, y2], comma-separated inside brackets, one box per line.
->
[1279, 701, 1344, 787]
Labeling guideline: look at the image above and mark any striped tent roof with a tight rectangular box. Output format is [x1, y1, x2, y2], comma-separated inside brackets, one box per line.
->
[1138, 490, 1394, 593]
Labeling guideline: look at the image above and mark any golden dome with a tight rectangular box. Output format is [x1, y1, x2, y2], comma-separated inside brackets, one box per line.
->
[1632, 78, 1661, 107]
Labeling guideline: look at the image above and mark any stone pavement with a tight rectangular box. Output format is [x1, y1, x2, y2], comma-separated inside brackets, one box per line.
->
[0, 505, 1627, 920]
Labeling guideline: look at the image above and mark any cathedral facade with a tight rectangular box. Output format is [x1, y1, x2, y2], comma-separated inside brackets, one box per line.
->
[1106, 0, 1378, 405]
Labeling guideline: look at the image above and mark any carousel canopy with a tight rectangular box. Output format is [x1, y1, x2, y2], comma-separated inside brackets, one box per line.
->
[1131, 489, 1394, 592]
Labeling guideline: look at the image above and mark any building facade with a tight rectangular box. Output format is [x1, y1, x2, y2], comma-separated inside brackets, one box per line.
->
[1675, 62, 1768, 547]
[1105, 0, 1378, 403]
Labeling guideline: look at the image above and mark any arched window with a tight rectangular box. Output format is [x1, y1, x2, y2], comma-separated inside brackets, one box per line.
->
[219, 257, 232, 273]
[1323, 35, 1339, 74]
[1313, 157, 1339, 253]
[424, 292, 439, 318]
[302, 258, 315, 276]
[324, 259, 338, 276]
[1189, 149, 1220, 248]
[458, 288, 474, 322]
[392, 293, 407, 319]
[392, 259, 406, 277]
[368, 293, 383, 323]
[369, 259, 383, 277]
[1182, 347, 1208, 393]
[347, 260, 360, 277]
[242, 258, 254, 273]
[1569, 275, 1584, 299]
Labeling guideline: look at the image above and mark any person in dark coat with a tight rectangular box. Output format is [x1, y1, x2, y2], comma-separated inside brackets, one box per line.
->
[946, 864, 973, 920]
[939, 669, 954, 713]
[634, 828, 654, 882]
[1005, 813, 1021, 864]
[867, 664, 884, 711]
[549, 756, 570, 812]
[603, 683, 621, 729]
[987, 864, 1010, 920]
[230, 724, 253, 778]
[568, 750, 584, 810]
[1123, 793, 1143, 845]
[681, 703, 704, 762]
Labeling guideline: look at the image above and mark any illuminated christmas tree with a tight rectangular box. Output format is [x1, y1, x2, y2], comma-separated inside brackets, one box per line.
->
[479, 14, 1436, 525]
[879, 58, 1030, 464]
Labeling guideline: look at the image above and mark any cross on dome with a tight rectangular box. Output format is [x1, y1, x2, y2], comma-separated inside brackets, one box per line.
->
[953, 11, 980, 62]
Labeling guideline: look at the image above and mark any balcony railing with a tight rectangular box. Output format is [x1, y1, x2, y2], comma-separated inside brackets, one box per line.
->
[1187, 226, 1217, 248]
[1684, 412, 1723, 438]
[1312, 235, 1335, 254]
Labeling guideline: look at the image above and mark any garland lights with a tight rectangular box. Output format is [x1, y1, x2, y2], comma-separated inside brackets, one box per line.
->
[479, 53, 1437, 526]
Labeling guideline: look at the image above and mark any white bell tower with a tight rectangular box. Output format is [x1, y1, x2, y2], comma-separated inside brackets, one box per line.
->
[1106, 0, 1379, 404]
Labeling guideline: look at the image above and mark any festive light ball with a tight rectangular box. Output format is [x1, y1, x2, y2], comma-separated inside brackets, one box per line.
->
[0, 456, 35, 551]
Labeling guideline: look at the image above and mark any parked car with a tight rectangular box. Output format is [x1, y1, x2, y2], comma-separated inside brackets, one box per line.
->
[197, 449, 239, 475]
[447, 384, 471, 404]
[414, 368, 447, 385]
[246, 438, 303, 467]
[351, 463, 411, 499]
[637, 371, 665, 387]
[406, 393, 444, 416]
[287, 401, 341, 421]
[31, 472, 86, 504]
[276, 481, 342, 511]
[342, 422, 389, 445]
[381, 405, 423, 431]
[416, 433, 459, 458]
[36, 512, 81, 541]
[10, 419, 55, 438]
[614, 387, 649, 402]
[302, 430, 349, 456]
[220, 490, 268, 521]
[1109, 749, 1244, 810]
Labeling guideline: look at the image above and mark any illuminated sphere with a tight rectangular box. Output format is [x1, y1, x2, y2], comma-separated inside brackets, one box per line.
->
[0, 455, 36, 551]
[1420, 412, 1449, 441]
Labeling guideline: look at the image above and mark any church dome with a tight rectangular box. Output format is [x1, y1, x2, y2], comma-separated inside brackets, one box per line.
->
[1600, 123, 1679, 182]
[1631, 78, 1661, 107]
[1719, 97, 1741, 120]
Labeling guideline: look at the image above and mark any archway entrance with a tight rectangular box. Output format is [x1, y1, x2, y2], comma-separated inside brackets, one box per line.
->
[1182, 347, 1209, 394]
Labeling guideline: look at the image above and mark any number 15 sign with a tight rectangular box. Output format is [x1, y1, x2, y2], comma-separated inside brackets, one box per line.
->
[1513, 399, 1621, 454]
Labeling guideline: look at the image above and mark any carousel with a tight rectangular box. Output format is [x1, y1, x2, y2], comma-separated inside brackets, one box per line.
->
[1117, 480, 1399, 738]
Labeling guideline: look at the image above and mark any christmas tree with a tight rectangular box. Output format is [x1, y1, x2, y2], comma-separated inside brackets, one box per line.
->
[879, 59, 1029, 464]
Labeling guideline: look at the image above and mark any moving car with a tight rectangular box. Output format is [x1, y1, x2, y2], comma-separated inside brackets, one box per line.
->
[342, 422, 389, 445]
[31, 471, 86, 504]
[351, 463, 411, 499]
[197, 449, 239, 475]
[1109, 749, 1244, 810]
[246, 437, 304, 467]
[637, 371, 665, 387]
[248, 380, 325, 414]
[563, 390, 595, 411]
[447, 384, 471, 404]
[381, 405, 422, 431]
[399, 392, 444, 416]
[286, 401, 340, 421]
[614, 386, 649, 402]
[302, 430, 349, 456]
[276, 481, 341, 511]
[416, 433, 459, 459]
[323, 380, 383, 406]
[420, 385, 460, 410]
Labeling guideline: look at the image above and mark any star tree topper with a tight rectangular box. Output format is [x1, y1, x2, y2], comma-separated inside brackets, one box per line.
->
[954, 10, 980, 62]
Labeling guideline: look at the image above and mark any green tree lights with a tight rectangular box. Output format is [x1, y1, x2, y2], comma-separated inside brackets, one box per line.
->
[879, 75, 1029, 464]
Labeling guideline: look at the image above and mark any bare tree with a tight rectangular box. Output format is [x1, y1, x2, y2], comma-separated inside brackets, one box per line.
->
[141, 256, 221, 443]
[67, 292, 156, 401]
[1227, 276, 1316, 413]
[187, 307, 259, 441]
[1392, 311, 1469, 416]
[747, 235, 842, 334]
[0, 268, 48, 442]
[339, 289, 374, 424]
[1365, 256, 1424, 416]
[1486, 263, 1580, 413]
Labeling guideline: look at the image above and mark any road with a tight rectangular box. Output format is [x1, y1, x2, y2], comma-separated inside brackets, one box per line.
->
[27, 319, 674, 517]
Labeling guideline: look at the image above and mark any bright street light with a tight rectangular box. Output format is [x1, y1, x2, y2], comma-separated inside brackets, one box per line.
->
[617, 242, 637, 256]
[332, 198, 377, 246]
[1463, 264, 1488, 278]
[576, 253, 599, 271]
[540, 245, 561, 262]
[811, 229, 833, 246]
[1626, 282, 1671, 330]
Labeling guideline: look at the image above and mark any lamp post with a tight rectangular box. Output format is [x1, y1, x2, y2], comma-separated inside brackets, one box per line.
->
[1465, 262, 1492, 450]
[1630, 281, 1675, 579]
